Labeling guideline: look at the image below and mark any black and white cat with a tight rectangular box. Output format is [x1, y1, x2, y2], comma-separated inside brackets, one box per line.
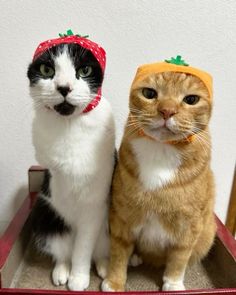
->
[27, 42, 115, 290]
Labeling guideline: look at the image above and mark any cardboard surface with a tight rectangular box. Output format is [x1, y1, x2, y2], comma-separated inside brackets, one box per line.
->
[8, 248, 220, 291]
[0, 167, 236, 294]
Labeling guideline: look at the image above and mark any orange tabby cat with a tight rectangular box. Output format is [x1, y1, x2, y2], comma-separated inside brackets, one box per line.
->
[102, 59, 216, 291]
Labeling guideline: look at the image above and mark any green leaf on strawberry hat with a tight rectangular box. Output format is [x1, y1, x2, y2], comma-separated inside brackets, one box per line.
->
[66, 29, 73, 36]
[75, 33, 89, 38]
[59, 29, 89, 38]
[165, 55, 189, 66]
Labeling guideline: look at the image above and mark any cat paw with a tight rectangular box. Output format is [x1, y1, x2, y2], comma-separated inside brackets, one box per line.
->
[52, 263, 70, 286]
[101, 279, 116, 292]
[95, 258, 108, 279]
[101, 279, 124, 292]
[68, 273, 89, 291]
[162, 280, 185, 291]
[129, 254, 143, 267]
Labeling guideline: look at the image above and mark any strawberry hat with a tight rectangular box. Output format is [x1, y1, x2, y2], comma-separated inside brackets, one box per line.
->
[32, 29, 106, 113]
[132, 56, 213, 99]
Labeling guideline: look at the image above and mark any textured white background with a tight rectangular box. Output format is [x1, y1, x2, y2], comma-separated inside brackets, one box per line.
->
[0, 0, 236, 233]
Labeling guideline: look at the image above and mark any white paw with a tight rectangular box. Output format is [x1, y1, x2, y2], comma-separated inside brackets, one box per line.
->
[129, 254, 143, 267]
[68, 273, 89, 291]
[101, 279, 115, 292]
[52, 263, 70, 286]
[162, 280, 185, 291]
[95, 258, 108, 279]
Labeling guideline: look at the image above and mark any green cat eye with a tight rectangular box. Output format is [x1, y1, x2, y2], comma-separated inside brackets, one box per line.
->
[77, 66, 93, 78]
[142, 88, 157, 99]
[40, 64, 55, 78]
[183, 95, 200, 105]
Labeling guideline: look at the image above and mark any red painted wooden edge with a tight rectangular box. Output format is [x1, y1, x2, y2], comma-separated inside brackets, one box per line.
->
[215, 215, 236, 259]
[0, 194, 36, 269]
[0, 288, 236, 295]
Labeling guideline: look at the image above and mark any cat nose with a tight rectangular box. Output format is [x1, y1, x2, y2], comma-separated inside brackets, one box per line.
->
[57, 86, 71, 97]
[159, 108, 177, 120]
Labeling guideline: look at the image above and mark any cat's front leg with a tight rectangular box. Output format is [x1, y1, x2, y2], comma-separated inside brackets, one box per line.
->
[93, 219, 110, 279]
[162, 246, 192, 291]
[101, 232, 134, 292]
[68, 205, 105, 291]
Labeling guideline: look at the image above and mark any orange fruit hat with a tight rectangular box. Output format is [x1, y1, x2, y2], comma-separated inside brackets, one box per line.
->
[132, 56, 213, 99]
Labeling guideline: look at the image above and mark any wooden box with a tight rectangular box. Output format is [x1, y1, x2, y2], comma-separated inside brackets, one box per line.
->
[0, 167, 236, 295]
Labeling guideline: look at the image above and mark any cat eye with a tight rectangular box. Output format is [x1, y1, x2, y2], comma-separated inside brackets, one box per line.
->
[142, 88, 157, 99]
[77, 66, 93, 78]
[39, 64, 55, 78]
[183, 95, 200, 105]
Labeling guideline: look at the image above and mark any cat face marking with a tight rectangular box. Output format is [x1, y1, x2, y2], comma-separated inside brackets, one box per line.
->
[27, 44, 103, 116]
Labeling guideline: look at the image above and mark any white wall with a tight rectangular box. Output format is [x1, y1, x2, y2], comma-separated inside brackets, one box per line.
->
[0, 0, 235, 233]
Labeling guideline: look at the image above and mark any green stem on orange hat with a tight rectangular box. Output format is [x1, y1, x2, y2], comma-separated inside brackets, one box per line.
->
[165, 55, 189, 66]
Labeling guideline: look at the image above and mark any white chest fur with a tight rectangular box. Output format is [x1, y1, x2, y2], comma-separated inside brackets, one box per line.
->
[131, 138, 181, 191]
[133, 213, 174, 249]
[33, 98, 115, 226]
[33, 98, 114, 177]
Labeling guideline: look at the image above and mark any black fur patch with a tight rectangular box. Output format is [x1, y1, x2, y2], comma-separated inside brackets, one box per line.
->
[27, 43, 103, 94]
[29, 170, 71, 248]
[41, 169, 51, 197]
[31, 195, 71, 236]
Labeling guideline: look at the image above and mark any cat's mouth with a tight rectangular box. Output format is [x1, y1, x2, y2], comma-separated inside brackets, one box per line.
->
[53, 101, 75, 116]
[149, 125, 177, 135]
[144, 125, 182, 142]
